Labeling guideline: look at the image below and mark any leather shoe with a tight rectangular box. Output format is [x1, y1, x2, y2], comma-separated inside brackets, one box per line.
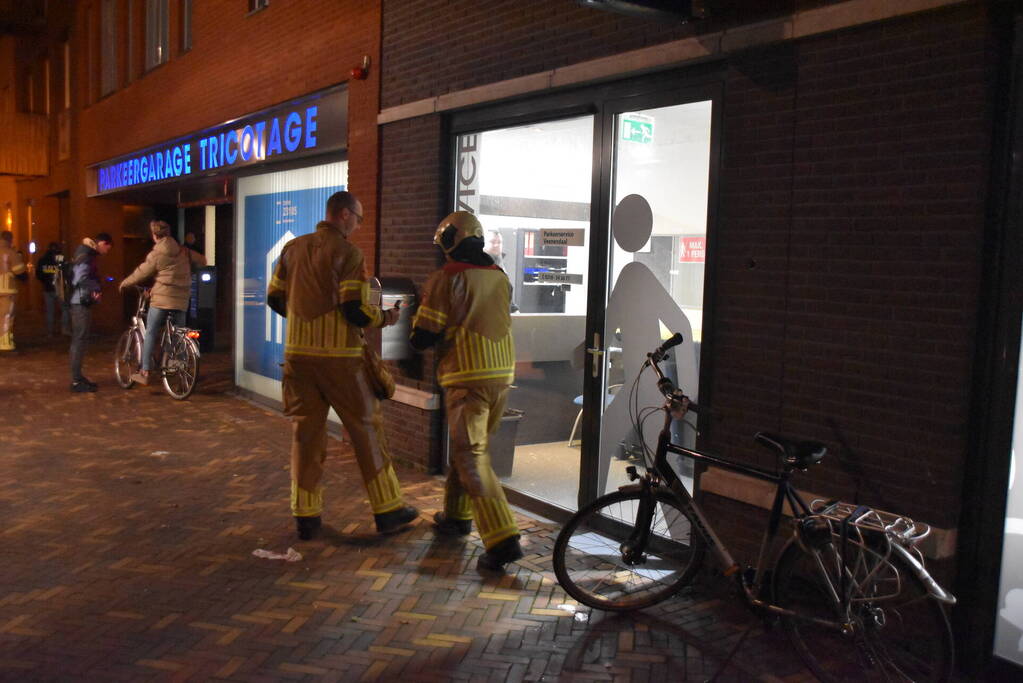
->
[374, 505, 419, 534]
[70, 381, 97, 393]
[295, 515, 322, 540]
[477, 535, 524, 573]
[433, 512, 472, 536]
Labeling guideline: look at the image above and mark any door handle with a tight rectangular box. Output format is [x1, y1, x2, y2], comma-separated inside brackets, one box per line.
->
[586, 332, 603, 378]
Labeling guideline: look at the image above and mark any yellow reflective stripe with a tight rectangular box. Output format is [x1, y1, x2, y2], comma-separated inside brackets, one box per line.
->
[269, 275, 286, 290]
[415, 306, 447, 325]
[473, 497, 518, 547]
[359, 303, 383, 327]
[291, 481, 324, 517]
[366, 466, 403, 514]
[439, 369, 514, 385]
[10, 263, 26, 275]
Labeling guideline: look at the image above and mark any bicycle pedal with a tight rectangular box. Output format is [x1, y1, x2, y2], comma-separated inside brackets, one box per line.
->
[626, 466, 639, 481]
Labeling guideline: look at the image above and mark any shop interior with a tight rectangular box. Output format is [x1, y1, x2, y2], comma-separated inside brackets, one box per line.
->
[464, 102, 712, 510]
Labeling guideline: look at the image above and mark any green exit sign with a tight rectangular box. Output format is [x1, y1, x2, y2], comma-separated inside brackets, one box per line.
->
[621, 114, 654, 144]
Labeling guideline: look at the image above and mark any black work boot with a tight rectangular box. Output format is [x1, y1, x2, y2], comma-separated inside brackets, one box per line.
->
[433, 512, 472, 536]
[374, 505, 419, 534]
[70, 380, 97, 393]
[477, 535, 524, 573]
[295, 515, 322, 540]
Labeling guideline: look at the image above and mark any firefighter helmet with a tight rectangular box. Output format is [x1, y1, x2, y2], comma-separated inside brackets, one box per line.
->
[434, 211, 484, 255]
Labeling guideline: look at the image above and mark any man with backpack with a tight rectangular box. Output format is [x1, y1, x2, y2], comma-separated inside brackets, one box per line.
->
[0, 230, 27, 352]
[69, 232, 113, 392]
[118, 220, 205, 386]
[37, 242, 69, 337]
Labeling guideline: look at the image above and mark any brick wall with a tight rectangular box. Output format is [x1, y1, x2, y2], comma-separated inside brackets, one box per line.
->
[380, 0, 840, 110]
[378, 2, 996, 520]
[707, 5, 993, 530]
[10, 0, 384, 335]
[378, 114, 447, 467]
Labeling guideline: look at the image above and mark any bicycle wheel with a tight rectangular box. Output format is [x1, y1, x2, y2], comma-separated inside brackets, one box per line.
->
[114, 329, 141, 388]
[553, 487, 705, 611]
[772, 536, 953, 682]
[161, 336, 199, 400]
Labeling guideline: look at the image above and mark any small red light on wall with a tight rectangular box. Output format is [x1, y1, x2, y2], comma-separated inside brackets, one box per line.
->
[351, 55, 371, 81]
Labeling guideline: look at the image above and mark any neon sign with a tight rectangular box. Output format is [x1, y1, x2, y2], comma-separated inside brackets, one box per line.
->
[89, 87, 346, 196]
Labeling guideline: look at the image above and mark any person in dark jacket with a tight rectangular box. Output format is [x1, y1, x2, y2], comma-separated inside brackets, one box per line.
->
[36, 241, 69, 337]
[69, 232, 113, 392]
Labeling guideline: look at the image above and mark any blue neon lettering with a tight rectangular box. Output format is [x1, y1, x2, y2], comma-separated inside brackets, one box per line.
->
[210, 135, 220, 168]
[156, 151, 164, 180]
[225, 130, 238, 164]
[253, 121, 266, 159]
[198, 138, 208, 170]
[172, 147, 182, 175]
[268, 119, 283, 156]
[304, 106, 317, 149]
[183, 144, 191, 174]
[240, 125, 254, 162]
[284, 112, 302, 152]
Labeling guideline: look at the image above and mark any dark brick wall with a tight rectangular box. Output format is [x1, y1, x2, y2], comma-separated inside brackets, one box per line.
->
[707, 5, 993, 530]
[378, 115, 448, 467]
[380, 0, 843, 110]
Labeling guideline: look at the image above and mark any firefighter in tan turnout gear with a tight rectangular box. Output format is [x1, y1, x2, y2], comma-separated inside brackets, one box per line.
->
[266, 191, 419, 540]
[411, 211, 524, 572]
[0, 231, 27, 352]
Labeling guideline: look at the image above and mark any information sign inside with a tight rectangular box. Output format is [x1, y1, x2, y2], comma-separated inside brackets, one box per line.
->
[678, 236, 706, 263]
[537, 272, 584, 285]
[541, 228, 585, 247]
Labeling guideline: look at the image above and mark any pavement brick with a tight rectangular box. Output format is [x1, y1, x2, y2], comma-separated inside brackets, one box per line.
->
[0, 339, 819, 681]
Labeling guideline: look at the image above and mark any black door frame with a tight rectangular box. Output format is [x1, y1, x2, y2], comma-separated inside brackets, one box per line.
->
[448, 63, 724, 516]
[956, 8, 1023, 678]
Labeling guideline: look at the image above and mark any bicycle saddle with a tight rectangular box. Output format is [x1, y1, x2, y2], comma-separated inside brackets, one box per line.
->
[754, 432, 826, 470]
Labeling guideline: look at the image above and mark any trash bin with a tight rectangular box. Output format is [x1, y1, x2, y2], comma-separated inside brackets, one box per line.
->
[490, 408, 524, 478]
[368, 277, 416, 360]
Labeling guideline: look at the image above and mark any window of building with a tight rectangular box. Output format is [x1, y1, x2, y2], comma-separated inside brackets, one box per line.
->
[63, 42, 71, 109]
[248, 0, 269, 14]
[145, 0, 169, 71]
[100, 0, 119, 96]
[181, 0, 192, 52]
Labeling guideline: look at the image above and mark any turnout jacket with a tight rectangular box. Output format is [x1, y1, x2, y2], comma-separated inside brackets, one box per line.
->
[267, 221, 388, 359]
[0, 242, 26, 295]
[412, 262, 515, 387]
[122, 236, 206, 310]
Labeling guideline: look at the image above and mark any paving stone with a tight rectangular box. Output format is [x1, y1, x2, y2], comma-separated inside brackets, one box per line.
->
[0, 339, 820, 681]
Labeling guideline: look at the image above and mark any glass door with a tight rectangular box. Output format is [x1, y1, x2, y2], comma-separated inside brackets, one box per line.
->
[453, 115, 595, 510]
[450, 80, 719, 513]
[595, 99, 714, 496]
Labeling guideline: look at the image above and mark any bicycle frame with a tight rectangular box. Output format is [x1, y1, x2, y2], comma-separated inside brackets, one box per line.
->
[633, 352, 890, 632]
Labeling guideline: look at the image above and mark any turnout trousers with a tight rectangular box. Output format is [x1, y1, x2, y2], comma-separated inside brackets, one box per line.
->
[0, 295, 13, 350]
[442, 384, 520, 550]
[282, 355, 405, 518]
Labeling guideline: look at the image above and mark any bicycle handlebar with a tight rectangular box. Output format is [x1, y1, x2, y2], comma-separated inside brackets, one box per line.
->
[646, 333, 699, 414]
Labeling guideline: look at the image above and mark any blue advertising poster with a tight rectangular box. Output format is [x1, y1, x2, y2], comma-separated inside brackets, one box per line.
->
[242, 184, 344, 380]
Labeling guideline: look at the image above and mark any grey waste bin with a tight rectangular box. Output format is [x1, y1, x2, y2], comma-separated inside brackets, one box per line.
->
[368, 277, 416, 360]
[490, 409, 524, 478]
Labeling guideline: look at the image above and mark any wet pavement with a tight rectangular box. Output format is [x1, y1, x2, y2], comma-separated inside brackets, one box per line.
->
[0, 335, 815, 681]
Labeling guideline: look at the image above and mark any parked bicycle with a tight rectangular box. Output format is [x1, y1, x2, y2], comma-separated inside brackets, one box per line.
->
[552, 333, 955, 682]
[114, 286, 201, 400]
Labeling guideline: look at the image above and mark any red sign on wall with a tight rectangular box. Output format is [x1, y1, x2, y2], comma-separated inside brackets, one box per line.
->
[678, 236, 706, 263]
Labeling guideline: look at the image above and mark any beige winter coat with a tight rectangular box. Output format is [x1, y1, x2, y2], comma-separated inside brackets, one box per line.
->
[122, 236, 206, 311]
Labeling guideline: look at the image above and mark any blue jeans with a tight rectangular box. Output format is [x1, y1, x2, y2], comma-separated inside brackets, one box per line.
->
[142, 307, 186, 372]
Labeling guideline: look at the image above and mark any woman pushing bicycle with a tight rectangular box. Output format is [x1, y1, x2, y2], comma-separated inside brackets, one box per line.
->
[118, 220, 206, 385]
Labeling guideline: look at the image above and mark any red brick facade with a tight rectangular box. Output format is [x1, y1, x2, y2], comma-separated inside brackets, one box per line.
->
[15, 0, 381, 333]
